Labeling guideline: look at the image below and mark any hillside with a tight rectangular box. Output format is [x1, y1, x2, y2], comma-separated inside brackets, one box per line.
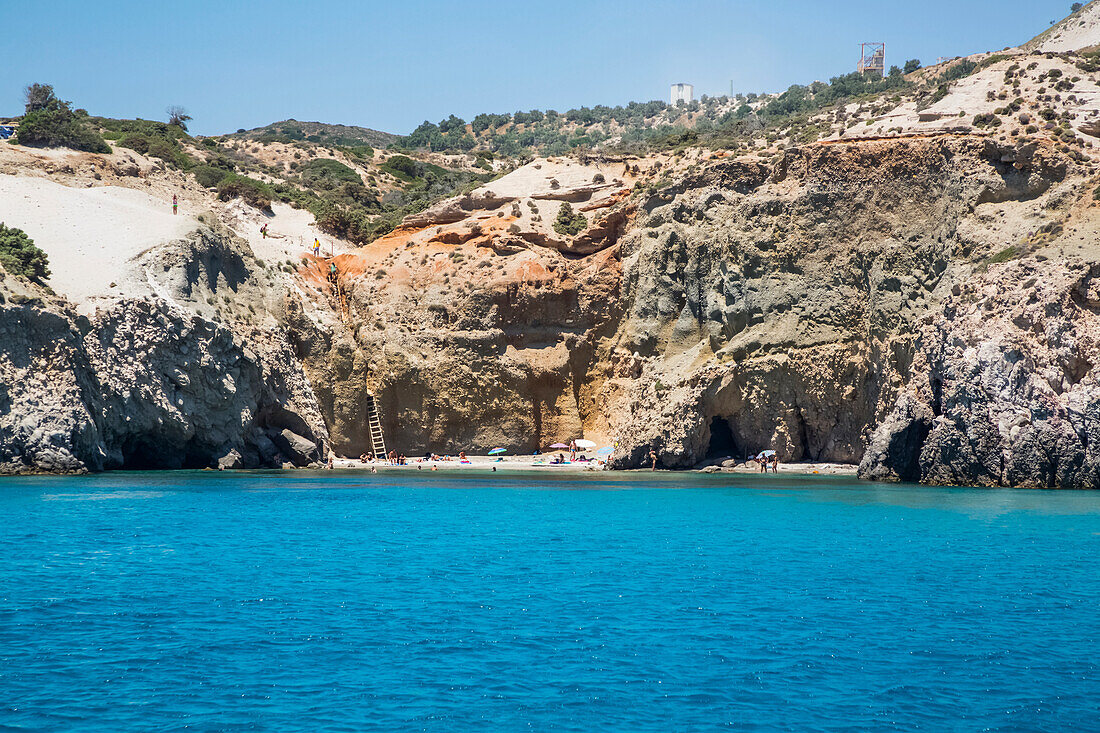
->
[1024, 0, 1100, 52]
[228, 119, 398, 148]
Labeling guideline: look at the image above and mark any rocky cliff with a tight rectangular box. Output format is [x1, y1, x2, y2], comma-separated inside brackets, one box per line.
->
[5, 92, 1100, 489]
[599, 136, 1081, 471]
[0, 225, 328, 473]
[861, 258, 1100, 488]
[287, 132, 1100, 490]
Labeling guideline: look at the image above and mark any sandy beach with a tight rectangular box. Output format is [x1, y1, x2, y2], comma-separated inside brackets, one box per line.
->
[329, 455, 858, 475]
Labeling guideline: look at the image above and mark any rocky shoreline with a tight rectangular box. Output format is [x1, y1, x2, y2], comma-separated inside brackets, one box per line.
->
[5, 129, 1100, 488]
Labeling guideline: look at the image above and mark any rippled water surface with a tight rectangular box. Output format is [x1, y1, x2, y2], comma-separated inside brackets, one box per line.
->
[2, 471, 1100, 731]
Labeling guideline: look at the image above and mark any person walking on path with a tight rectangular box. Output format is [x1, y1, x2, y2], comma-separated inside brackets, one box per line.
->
[313, 238, 321, 257]
[260, 223, 268, 239]
[172, 194, 178, 215]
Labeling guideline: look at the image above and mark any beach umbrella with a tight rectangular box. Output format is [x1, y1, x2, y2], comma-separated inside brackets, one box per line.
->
[756, 450, 776, 459]
[549, 443, 568, 449]
[596, 446, 614, 456]
[488, 447, 507, 455]
[575, 439, 597, 449]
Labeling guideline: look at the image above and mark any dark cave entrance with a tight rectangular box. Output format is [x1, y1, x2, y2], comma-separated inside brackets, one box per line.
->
[118, 437, 209, 470]
[706, 416, 737, 459]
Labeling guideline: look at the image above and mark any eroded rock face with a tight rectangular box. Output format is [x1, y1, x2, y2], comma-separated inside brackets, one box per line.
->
[5, 134, 1096, 489]
[288, 244, 621, 456]
[0, 228, 328, 474]
[861, 260, 1100, 488]
[288, 135, 1100, 490]
[600, 137, 1080, 471]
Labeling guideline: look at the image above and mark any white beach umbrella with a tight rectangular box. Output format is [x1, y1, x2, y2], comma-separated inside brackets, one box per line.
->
[575, 439, 597, 449]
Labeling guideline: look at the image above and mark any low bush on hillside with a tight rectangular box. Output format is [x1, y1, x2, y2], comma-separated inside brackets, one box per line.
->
[0, 223, 50, 284]
[300, 158, 361, 188]
[95, 117, 194, 169]
[117, 133, 193, 168]
[380, 155, 421, 181]
[192, 164, 231, 188]
[973, 113, 1002, 128]
[15, 84, 110, 154]
[553, 203, 587, 236]
[940, 59, 979, 82]
[217, 174, 274, 211]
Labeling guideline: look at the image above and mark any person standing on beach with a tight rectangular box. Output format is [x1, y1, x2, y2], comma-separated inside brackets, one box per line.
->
[172, 194, 178, 215]
[649, 449, 658, 471]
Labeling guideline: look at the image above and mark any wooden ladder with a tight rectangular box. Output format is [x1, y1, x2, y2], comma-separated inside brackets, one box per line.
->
[366, 393, 387, 458]
[333, 278, 351, 325]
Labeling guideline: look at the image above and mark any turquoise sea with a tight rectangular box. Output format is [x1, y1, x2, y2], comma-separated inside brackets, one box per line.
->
[2, 470, 1099, 731]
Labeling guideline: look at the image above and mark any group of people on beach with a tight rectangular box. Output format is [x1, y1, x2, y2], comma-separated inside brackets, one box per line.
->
[355, 451, 409, 465]
[549, 452, 595, 464]
[753, 454, 779, 473]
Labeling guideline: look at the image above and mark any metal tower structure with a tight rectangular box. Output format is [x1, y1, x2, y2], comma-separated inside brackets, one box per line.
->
[857, 42, 886, 76]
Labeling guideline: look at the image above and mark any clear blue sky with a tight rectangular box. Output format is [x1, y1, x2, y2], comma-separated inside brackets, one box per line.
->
[1, 0, 1079, 136]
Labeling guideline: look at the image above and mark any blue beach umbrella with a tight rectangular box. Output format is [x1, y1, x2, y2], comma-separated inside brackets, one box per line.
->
[596, 446, 614, 456]
[488, 448, 507, 455]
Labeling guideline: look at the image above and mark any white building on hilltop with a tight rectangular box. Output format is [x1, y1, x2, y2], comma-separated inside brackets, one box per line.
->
[670, 83, 694, 105]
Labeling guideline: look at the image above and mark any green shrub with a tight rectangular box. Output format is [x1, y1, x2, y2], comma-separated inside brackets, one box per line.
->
[0, 223, 50, 284]
[553, 203, 587, 236]
[96, 117, 192, 168]
[192, 164, 231, 188]
[941, 59, 978, 82]
[15, 90, 110, 154]
[300, 158, 361, 187]
[380, 155, 420, 181]
[973, 113, 1002, 128]
[217, 174, 273, 211]
[987, 246, 1019, 265]
[116, 132, 193, 168]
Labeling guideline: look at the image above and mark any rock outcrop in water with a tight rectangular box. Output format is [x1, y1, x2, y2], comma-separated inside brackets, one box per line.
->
[861, 259, 1100, 488]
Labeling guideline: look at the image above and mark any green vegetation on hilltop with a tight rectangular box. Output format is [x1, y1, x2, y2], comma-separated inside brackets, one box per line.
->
[97, 117, 194, 169]
[396, 100, 673, 156]
[392, 67, 928, 158]
[287, 155, 495, 244]
[754, 70, 910, 122]
[14, 83, 110, 154]
[234, 119, 397, 148]
[190, 124, 499, 244]
[0, 223, 50, 284]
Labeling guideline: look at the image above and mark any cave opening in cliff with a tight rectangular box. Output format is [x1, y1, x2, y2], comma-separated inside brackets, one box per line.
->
[706, 417, 737, 459]
[119, 438, 207, 470]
